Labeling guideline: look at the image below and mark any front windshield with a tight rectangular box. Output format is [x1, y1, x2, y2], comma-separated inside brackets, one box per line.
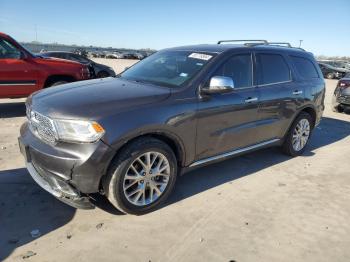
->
[120, 50, 215, 87]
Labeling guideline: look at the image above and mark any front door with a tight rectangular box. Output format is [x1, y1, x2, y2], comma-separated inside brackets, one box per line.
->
[0, 37, 39, 98]
[195, 53, 261, 161]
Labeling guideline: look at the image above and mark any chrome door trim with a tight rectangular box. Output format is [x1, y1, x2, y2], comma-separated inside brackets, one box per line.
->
[258, 80, 292, 87]
[189, 138, 280, 167]
[0, 83, 36, 86]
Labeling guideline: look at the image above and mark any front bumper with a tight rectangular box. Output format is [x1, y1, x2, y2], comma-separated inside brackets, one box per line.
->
[19, 122, 115, 209]
[24, 160, 94, 209]
[332, 85, 350, 111]
[337, 95, 350, 106]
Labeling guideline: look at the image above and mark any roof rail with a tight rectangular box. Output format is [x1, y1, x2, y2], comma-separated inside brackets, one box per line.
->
[267, 42, 292, 47]
[217, 39, 268, 45]
[217, 39, 306, 51]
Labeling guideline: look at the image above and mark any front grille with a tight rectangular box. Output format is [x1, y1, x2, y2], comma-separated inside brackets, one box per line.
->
[28, 110, 57, 143]
[339, 95, 350, 105]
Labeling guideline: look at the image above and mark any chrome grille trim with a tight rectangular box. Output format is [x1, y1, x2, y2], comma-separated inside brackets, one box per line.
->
[27, 109, 57, 144]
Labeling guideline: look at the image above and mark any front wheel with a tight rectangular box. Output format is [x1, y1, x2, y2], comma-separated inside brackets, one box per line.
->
[282, 112, 313, 156]
[48, 80, 68, 87]
[326, 73, 335, 79]
[104, 138, 177, 215]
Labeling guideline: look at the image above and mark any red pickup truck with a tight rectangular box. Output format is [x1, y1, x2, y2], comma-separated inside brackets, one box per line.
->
[0, 32, 90, 98]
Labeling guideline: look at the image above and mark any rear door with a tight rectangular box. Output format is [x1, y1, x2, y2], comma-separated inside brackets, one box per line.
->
[0, 38, 39, 98]
[255, 52, 304, 140]
[195, 53, 261, 160]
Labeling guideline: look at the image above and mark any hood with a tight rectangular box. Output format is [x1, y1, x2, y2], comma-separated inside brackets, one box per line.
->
[328, 65, 349, 73]
[335, 67, 349, 73]
[29, 77, 171, 119]
[36, 56, 83, 67]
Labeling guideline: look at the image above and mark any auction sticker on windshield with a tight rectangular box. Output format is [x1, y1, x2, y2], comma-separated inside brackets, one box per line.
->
[188, 53, 212, 61]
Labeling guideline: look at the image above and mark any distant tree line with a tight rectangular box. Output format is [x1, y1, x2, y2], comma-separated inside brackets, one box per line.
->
[22, 41, 156, 53]
[316, 55, 350, 62]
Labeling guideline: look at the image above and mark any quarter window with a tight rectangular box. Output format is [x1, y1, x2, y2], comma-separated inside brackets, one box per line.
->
[213, 54, 253, 88]
[291, 56, 319, 79]
[257, 54, 291, 85]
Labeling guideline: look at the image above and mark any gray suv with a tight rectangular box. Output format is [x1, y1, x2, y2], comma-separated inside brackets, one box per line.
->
[19, 40, 325, 215]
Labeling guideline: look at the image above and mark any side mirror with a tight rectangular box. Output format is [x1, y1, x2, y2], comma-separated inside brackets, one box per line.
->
[202, 76, 234, 94]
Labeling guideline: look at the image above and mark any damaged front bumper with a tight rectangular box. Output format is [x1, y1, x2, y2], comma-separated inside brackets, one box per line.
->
[26, 161, 94, 209]
[19, 122, 115, 209]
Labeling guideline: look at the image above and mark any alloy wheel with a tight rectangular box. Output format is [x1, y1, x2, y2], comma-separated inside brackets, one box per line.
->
[292, 118, 310, 151]
[123, 151, 170, 206]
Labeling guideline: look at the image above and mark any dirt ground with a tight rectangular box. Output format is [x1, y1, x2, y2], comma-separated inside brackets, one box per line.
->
[0, 59, 349, 262]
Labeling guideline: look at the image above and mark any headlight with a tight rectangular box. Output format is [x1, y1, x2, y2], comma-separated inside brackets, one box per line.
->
[54, 119, 105, 143]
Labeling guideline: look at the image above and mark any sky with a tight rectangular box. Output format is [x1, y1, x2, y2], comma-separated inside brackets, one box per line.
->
[0, 0, 349, 56]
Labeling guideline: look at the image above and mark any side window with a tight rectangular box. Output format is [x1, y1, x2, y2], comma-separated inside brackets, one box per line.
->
[291, 56, 319, 79]
[257, 54, 291, 85]
[58, 53, 67, 59]
[0, 39, 21, 59]
[213, 54, 252, 88]
[72, 54, 89, 63]
[59, 53, 69, 59]
[52, 53, 63, 59]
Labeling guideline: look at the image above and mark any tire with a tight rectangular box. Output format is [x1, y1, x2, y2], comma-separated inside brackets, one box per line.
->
[97, 71, 110, 78]
[104, 137, 178, 215]
[48, 80, 68, 87]
[282, 112, 313, 157]
[326, 73, 334, 79]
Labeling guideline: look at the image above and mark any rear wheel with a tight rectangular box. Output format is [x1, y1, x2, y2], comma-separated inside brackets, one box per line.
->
[282, 112, 313, 156]
[104, 138, 177, 215]
[97, 71, 110, 78]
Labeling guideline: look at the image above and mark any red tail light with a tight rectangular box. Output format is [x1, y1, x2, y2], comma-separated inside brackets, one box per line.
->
[338, 80, 350, 89]
[81, 67, 90, 79]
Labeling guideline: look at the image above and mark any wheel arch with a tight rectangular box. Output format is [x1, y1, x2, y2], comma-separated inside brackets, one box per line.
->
[300, 106, 317, 128]
[284, 105, 317, 138]
[100, 131, 186, 193]
[44, 75, 76, 87]
[108, 131, 186, 169]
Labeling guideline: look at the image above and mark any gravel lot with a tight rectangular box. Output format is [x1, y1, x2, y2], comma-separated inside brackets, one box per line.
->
[0, 59, 349, 262]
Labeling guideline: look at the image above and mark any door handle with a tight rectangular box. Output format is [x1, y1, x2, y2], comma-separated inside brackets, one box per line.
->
[292, 90, 303, 95]
[245, 97, 258, 103]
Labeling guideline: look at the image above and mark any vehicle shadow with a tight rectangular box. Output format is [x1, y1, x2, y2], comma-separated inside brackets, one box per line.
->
[166, 116, 350, 207]
[0, 168, 76, 261]
[0, 102, 26, 118]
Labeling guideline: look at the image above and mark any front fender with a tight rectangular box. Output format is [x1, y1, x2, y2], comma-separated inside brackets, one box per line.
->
[100, 100, 198, 167]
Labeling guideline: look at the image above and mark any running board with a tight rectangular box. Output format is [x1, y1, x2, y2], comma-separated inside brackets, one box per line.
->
[189, 138, 280, 167]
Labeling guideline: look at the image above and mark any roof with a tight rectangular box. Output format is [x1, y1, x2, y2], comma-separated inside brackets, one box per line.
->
[166, 44, 309, 56]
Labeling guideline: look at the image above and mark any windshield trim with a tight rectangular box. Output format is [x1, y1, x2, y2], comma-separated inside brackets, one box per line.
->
[120, 76, 180, 88]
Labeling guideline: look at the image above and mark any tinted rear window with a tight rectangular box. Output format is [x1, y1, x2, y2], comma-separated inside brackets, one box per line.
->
[257, 54, 291, 85]
[291, 56, 319, 79]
